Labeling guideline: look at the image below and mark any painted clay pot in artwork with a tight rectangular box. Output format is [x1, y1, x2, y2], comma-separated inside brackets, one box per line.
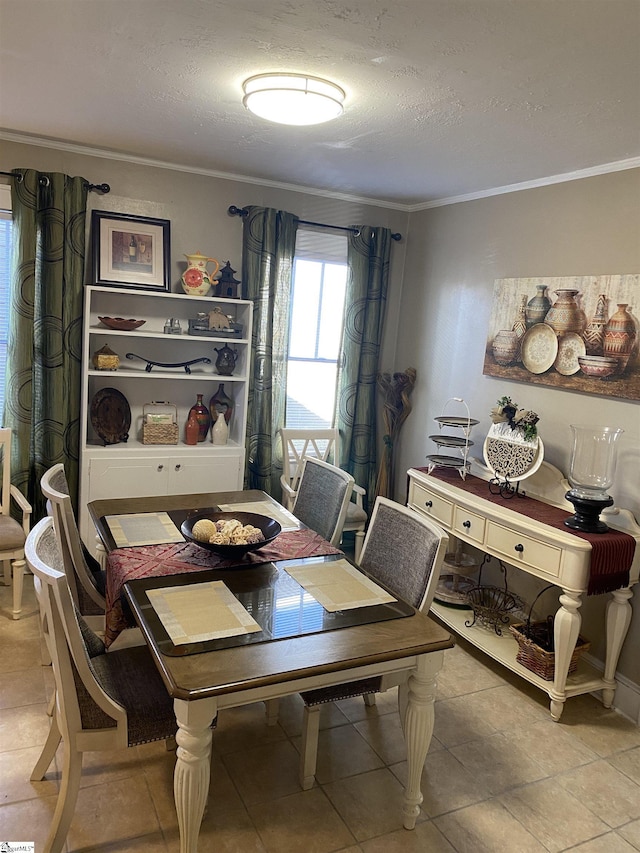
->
[525, 285, 552, 328]
[544, 289, 585, 335]
[512, 295, 528, 354]
[583, 293, 608, 356]
[603, 303, 637, 374]
[492, 330, 520, 366]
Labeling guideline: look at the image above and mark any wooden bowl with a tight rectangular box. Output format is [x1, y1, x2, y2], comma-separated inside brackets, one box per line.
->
[98, 316, 146, 331]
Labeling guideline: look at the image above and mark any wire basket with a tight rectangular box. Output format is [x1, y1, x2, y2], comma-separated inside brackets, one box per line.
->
[464, 555, 522, 635]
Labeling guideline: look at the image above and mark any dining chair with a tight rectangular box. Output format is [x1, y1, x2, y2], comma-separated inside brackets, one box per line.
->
[291, 456, 355, 547]
[26, 516, 181, 853]
[298, 496, 449, 790]
[40, 463, 106, 631]
[280, 428, 367, 560]
[0, 427, 33, 619]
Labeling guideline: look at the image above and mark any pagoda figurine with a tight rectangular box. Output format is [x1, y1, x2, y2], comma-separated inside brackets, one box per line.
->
[215, 260, 241, 299]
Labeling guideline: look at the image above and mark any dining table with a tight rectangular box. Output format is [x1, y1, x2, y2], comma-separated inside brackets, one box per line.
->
[88, 490, 455, 853]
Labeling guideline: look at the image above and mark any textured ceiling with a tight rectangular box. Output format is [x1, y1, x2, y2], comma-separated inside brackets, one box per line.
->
[1, 0, 639, 207]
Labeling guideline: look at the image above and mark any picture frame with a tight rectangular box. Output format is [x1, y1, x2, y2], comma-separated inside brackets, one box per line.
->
[482, 275, 640, 402]
[91, 210, 171, 292]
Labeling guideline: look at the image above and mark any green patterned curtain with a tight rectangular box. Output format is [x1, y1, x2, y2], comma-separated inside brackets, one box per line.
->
[242, 206, 298, 495]
[4, 169, 88, 519]
[335, 226, 392, 509]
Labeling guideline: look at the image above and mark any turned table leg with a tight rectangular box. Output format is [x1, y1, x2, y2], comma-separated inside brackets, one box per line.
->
[550, 589, 582, 721]
[401, 650, 443, 829]
[174, 697, 216, 853]
[602, 585, 634, 708]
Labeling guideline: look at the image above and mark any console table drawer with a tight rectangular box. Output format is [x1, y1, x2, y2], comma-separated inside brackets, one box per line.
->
[487, 522, 562, 577]
[410, 482, 453, 528]
[453, 506, 486, 544]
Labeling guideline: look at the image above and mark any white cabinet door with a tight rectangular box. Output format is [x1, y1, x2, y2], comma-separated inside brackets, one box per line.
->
[167, 452, 243, 494]
[88, 456, 169, 500]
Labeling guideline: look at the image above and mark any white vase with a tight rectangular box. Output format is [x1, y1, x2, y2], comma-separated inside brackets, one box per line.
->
[211, 411, 228, 445]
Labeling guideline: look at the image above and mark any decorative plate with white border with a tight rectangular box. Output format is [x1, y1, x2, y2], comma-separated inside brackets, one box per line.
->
[483, 424, 545, 482]
[554, 332, 587, 376]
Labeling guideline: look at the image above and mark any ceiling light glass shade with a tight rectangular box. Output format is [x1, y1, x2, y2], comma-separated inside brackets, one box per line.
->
[242, 73, 345, 126]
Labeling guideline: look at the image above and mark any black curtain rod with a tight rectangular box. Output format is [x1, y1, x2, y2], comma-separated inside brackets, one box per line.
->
[228, 205, 401, 241]
[0, 171, 110, 194]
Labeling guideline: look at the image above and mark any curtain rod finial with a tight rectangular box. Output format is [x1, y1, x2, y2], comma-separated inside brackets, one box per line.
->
[228, 205, 248, 218]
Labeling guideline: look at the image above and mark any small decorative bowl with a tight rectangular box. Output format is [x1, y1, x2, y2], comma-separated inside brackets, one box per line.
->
[181, 510, 281, 559]
[577, 355, 618, 378]
[98, 316, 146, 331]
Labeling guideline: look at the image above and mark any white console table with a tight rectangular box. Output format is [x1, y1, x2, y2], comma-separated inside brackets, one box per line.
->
[407, 463, 640, 721]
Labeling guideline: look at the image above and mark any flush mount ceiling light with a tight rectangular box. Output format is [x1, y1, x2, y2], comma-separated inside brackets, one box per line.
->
[242, 73, 345, 126]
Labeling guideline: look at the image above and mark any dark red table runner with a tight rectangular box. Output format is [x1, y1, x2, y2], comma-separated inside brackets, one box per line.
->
[105, 529, 342, 647]
[414, 467, 635, 596]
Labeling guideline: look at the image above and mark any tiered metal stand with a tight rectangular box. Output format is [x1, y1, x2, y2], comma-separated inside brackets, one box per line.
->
[426, 397, 478, 480]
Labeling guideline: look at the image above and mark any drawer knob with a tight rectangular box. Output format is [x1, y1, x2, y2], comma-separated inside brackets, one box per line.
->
[157, 464, 164, 472]
[175, 464, 181, 471]
[514, 543, 524, 553]
[462, 520, 471, 529]
[425, 500, 433, 508]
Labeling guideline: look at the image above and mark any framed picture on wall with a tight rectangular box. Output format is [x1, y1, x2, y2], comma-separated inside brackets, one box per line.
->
[91, 210, 171, 291]
[482, 275, 639, 402]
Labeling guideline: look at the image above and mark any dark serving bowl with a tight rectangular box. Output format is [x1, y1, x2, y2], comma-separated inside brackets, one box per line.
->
[181, 510, 281, 559]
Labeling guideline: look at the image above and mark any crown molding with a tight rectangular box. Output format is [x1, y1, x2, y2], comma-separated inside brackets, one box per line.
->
[1, 129, 638, 213]
[407, 157, 640, 211]
[0, 130, 408, 211]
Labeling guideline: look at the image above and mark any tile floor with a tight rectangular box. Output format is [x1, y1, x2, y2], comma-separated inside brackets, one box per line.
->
[2, 574, 640, 852]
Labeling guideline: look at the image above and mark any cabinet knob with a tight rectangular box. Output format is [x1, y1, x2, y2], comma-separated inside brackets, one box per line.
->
[175, 464, 181, 471]
[514, 543, 524, 553]
[463, 520, 471, 529]
[157, 464, 164, 472]
[425, 500, 433, 508]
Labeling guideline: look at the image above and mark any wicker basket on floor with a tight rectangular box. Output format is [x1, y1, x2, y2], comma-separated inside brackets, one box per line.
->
[509, 622, 590, 681]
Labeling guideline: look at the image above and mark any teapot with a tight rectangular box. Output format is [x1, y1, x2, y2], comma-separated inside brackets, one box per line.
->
[214, 344, 238, 376]
[181, 251, 220, 297]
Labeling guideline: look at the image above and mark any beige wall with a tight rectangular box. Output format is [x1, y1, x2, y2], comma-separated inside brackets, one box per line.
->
[396, 169, 640, 687]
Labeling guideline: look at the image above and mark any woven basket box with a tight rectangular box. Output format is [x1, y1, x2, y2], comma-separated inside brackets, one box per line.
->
[142, 402, 179, 445]
[510, 622, 590, 681]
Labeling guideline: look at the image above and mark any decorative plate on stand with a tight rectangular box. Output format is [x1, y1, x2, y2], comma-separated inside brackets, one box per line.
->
[483, 424, 544, 483]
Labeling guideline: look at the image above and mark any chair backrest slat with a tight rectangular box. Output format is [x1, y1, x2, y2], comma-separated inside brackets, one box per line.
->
[0, 428, 12, 517]
[280, 428, 339, 494]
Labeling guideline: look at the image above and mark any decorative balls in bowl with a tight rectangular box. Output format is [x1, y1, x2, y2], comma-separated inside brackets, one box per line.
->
[577, 355, 618, 379]
[181, 510, 281, 558]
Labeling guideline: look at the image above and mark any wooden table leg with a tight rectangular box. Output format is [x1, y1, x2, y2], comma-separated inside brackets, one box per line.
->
[174, 697, 216, 853]
[602, 585, 634, 708]
[401, 650, 444, 830]
[550, 589, 582, 721]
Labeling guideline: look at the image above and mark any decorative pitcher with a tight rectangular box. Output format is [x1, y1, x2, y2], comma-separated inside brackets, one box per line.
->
[181, 252, 220, 297]
[214, 344, 238, 376]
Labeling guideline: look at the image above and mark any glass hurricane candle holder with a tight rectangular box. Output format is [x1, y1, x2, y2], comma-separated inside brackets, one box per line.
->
[565, 425, 623, 533]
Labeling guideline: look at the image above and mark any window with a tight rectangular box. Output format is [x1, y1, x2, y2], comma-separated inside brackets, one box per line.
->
[286, 230, 347, 428]
[0, 184, 12, 423]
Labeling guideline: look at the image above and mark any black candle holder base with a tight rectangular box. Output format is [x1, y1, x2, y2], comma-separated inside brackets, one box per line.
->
[564, 491, 614, 534]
